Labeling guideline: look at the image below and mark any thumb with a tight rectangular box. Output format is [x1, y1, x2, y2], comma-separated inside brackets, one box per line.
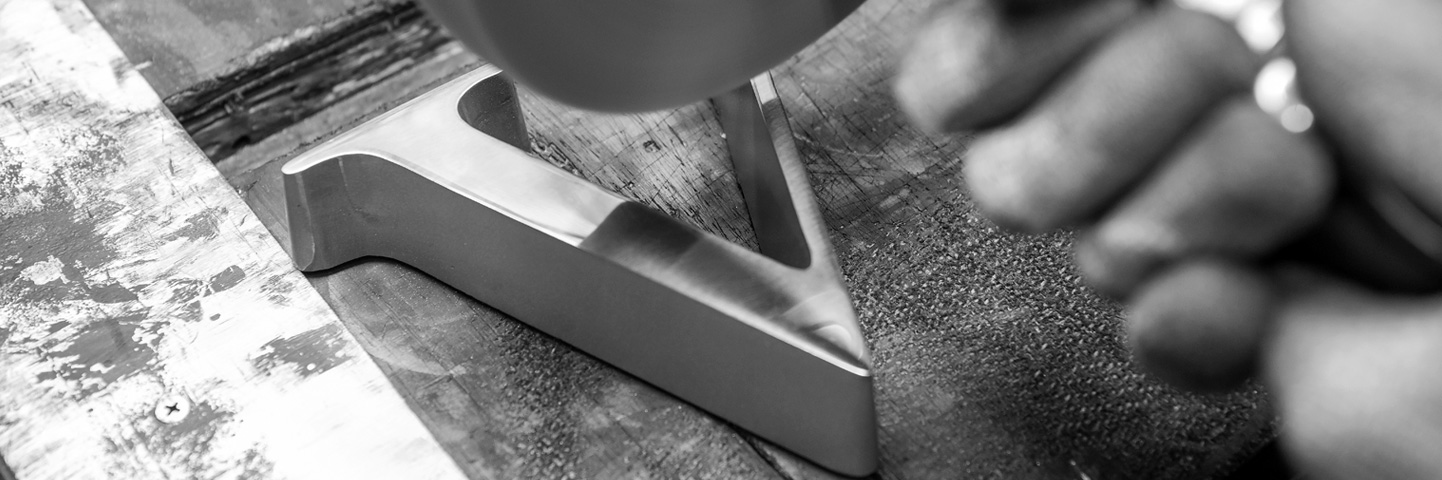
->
[1285, 0, 1442, 216]
[1264, 270, 1442, 480]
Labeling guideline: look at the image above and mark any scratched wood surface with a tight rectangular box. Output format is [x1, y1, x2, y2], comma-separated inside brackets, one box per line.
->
[0, 0, 465, 478]
[82, 0, 382, 98]
[82, 0, 453, 160]
[212, 1, 1278, 479]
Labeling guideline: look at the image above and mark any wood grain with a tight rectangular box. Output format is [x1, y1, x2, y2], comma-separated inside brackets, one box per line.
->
[81, 0, 380, 98]
[83, 0, 454, 160]
[216, 1, 1278, 478]
[0, 0, 464, 478]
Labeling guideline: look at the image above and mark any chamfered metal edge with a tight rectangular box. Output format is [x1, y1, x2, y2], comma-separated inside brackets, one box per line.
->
[284, 155, 878, 475]
[714, 73, 872, 368]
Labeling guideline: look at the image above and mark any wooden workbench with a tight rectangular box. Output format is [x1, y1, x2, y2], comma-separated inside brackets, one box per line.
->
[5, 0, 1279, 478]
[0, 0, 464, 478]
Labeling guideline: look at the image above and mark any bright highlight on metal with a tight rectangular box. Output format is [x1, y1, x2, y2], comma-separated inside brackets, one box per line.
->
[281, 65, 879, 476]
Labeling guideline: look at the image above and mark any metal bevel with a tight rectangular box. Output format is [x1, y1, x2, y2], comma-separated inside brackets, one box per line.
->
[282, 65, 878, 476]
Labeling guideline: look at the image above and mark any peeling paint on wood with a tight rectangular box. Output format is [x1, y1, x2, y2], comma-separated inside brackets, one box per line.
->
[253, 324, 352, 378]
[0, 0, 465, 478]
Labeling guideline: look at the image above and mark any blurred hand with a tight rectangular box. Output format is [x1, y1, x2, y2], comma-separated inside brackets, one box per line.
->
[894, 0, 1442, 478]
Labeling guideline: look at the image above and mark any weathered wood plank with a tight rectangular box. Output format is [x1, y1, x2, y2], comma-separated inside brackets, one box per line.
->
[0, 0, 465, 478]
[83, 0, 454, 160]
[81, 0, 380, 98]
[216, 1, 1277, 478]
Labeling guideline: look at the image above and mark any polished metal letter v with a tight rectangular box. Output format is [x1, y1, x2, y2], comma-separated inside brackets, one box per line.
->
[282, 65, 877, 476]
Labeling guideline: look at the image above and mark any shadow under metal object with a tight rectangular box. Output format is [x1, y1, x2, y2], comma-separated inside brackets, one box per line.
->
[281, 65, 879, 476]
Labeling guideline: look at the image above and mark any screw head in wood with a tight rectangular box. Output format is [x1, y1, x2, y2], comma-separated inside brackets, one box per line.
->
[154, 395, 190, 424]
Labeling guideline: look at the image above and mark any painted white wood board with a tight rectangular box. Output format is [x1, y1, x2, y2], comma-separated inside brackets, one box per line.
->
[0, 0, 467, 478]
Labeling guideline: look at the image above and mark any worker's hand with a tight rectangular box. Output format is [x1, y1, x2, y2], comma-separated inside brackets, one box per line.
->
[894, 0, 1442, 478]
[895, 0, 1333, 385]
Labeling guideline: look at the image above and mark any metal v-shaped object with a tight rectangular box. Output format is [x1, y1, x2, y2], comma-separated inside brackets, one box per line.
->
[281, 65, 877, 476]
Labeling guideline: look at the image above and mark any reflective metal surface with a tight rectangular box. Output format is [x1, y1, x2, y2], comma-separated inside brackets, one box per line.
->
[282, 66, 878, 476]
[411, 0, 864, 112]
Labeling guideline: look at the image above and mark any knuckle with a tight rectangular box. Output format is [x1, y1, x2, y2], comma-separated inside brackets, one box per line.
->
[1075, 220, 1178, 297]
[1200, 99, 1335, 240]
[1125, 261, 1269, 390]
[1137, 6, 1261, 89]
[964, 131, 1066, 233]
